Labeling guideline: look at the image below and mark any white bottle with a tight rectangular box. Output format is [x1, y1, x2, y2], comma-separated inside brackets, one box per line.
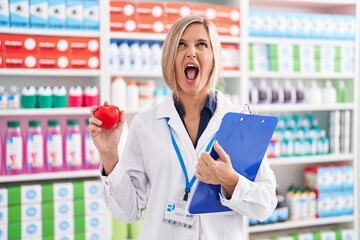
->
[127, 78, 139, 110]
[248, 81, 259, 104]
[7, 86, 20, 108]
[306, 80, 322, 104]
[129, 40, 142, 71]
[109, 40, 120, 71]
[258, 79, 271, 104]
[0, 86, 7, 109]
[140, 40, 151, 71]
[322, 80, 337, 104]
[283, 80, 296, 104]
[111, 76, 127, 109]
[151, 41, 162, 71]
[118, 40, 131, 71]
[295, 80, 305, 103]
[271, 80, 284, 104]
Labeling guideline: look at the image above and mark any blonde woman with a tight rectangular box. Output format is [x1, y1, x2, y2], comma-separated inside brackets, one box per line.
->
[89, 15, 277, 240]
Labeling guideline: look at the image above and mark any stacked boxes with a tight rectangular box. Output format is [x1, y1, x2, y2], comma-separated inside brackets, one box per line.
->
[0, 180, 105, 239]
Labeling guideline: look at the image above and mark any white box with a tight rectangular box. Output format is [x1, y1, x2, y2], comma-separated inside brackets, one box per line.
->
[55, 200, 74, 218]
[22, 204, 42, 222]
[0, 189, 8, 207]
[66, 0, 83, 29]
[30, 0, 48, 28]
[83, 0, 99, 30]
[84, 180, 103, 199]
[0, 0, 10, 26]
[9, 0, 30, 27]
[54, 182, 74, 201]
[21, 185, 42, 205]
[86, 215, 103, 231]
[86, 199, 104, 216]
[86, 231, 103, 240]
[0, 207, 8, 225]
[22, 221, 42, 239]
[0, 225, 7, 239]
[48, 0, 66, 29]
[55, 218, 74, 235]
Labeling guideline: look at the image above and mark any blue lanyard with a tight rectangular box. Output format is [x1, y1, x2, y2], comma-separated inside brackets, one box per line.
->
[166, 118, 217, 201]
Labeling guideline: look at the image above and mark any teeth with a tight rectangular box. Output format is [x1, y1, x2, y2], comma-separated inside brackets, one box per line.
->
[186, 64, 197, 68]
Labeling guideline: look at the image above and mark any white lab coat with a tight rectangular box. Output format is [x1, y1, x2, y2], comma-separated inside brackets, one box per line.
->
[100, 91, 277, 240]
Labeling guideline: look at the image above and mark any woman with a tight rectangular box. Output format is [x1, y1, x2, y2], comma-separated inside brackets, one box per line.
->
[89, 15, 277, 240]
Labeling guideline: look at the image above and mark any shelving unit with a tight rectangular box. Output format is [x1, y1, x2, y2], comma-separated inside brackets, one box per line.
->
[0, 0, 358, 239]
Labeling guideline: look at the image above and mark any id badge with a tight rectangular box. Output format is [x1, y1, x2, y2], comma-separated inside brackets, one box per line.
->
[163, 197, 194, 229]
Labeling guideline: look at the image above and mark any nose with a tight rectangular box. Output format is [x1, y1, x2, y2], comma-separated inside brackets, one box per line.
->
[186, 46, 196, 58]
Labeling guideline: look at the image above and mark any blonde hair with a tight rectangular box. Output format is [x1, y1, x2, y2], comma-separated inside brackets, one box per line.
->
[162, 15, 222, 99]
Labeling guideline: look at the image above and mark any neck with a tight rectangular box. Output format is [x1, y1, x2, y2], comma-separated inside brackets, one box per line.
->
[178, 92, 209, 116]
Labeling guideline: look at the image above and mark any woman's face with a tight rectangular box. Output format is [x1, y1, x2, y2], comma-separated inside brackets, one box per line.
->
[175, 23, 214, 99]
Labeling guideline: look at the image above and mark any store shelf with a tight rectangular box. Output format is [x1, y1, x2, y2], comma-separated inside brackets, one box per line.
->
[111, 70, 241, 78]
[0, 69, 101, 77]
[269, 154, 353, 166]
[0, 27, 100, 37]
[250, 0, 356, 9]
[249, 72, 354, 79]
[110, 32, 240, 44]
[0, 108, 90, 116]
[249, 215, 355, 233]
[252, 103, 354, 113]
[0, 170, 100, 183]
[249, 37, 355, 47]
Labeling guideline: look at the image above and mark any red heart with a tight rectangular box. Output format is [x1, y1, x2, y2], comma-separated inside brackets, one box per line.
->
[94, 105, 121, 129]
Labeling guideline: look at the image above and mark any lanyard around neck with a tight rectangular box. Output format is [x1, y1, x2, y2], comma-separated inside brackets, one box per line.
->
[166, 118, 216, 201]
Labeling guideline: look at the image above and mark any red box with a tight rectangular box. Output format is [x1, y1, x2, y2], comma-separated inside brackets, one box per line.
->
[213, 19, 240, 36]
[4, 53, 37, 68]
[163, 2, 191, 31]
[110, 1, 137, 32]
[3, 34, 38, 53]
[38, 54, 69, 69]
[136, 3, 165, 33]
[38, 36, 70, 54]
[191, 3, 216, 20]
[214, 5, 241, 23]
[0, 55, 3, 68]
[69, 37, 100, 54]
[70, 54, 100, 69]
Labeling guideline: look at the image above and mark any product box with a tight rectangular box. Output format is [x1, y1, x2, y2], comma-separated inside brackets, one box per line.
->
[0, 188, 8, 207]
[343, 190, 353, 215]
[22, 203, 42, 222]
[69, 54, 99, 69]
[304, 165, 332, 192]
[342, 165, 353, 191]
[66, 0, 83, 29]
[85, 199, 104, 216]
[4, 53, 37, 68]
[84, 180, 102, 199]
[21, 185, 42, 205]
[85, 215, 103, 231]
[321, 14, 335, 39]
[136, 2, 165, 33]
[30, 0, 48, 28]
[297, 13, 312, 39]
[38, 54, 69, 69]
[0, 207, 8, 225]
[315, 190, 332, 218]
[330, 166, 343, 191]
[55, 200, 74, 218]
[9, 0, 30, 27]
[48, 0, 66, 29]
[191, 3, 216, 20]
[273, 13, 289, 38]
[221, 43, 240, 71]
[83, 0, 99, 30]
[331, 191, 344, 216]
[249, 11, 264, 37]
[214, 5, 240, 23]
[38, 36, 69, 54]
[163, 2, 191, 31]
[8, 221, 43, 239]
[55, 217, 74, 235]
[300, 58, 315, 73]
[0, 0, 10, 26]
[86, 231, 103, 240]
[321, 60, 335, 73]
[69, 37, 99, 54]
[0, 225, 7, 239]
[54, 182, 74, 201]
[110, 1, 137, 32]
[4, 34, 37, 53]
[213, 18, 240, 36]
[262, 12, 276, 37]
[310, 13, 324, 39]
[278, 56, 294, 72]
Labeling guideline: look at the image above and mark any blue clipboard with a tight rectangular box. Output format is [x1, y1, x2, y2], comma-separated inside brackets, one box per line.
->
[188, 112, 278, 214]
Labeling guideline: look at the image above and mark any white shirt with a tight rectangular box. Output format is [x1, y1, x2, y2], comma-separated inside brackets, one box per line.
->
[100, 92, 277, 240]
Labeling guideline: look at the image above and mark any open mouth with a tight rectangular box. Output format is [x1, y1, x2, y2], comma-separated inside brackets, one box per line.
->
[184, 64, 199, 81]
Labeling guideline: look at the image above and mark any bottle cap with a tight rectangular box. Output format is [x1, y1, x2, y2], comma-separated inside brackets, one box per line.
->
[127, 78, 136, 86]
[48, 120, 59, 126]
[67, 119, 79, 126]
[29, 120, 41, 127]
[8, 121, 20, 127]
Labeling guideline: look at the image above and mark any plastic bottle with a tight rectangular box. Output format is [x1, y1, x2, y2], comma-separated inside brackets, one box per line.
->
[129, 40, 142, 71]
[109, 39, 120, 71]
[111, 76, 127, 109]
[140, 40, 151, 71]
[84, 119, 100, 169]
[322, 80, 337, 104]
[5, 121, 24, 175]
[283, 80, 296, 103]
[65, 119, 83, 170]
[318, 130, 330, 154]
[118, 40, 131, 71]
[68, 86, 83, 107]
[150, 41, 162, 71]
[26, 120, 44, 173]
[83, 86, 99, 107]
[271, 80, 284, 104]
[21, 86, 37, 108]
[276, 187, 289, 222]
[295, 80, 305, 103]
[37, 86, 53, 108]
[46, 120, 64, 172]
[248, 81, 259, 104]
[306, 80, 322, 104]
[127, 78, 139, 109]
[0, 86, 7, 109]
[258, 79, 271, 104]
[7, 86, 20, 109]
[336, 80, 346, 103]
[52, 86, 68, 108]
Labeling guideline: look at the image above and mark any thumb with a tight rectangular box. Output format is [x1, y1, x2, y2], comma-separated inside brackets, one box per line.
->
[213, 141, 230, 163]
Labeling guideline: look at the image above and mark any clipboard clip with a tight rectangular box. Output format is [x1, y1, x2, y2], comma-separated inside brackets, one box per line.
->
[242, 104, 258, 115]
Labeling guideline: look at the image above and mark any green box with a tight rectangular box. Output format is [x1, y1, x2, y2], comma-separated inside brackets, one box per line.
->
[42, 183, 54, 203]
[268, 44, 278, 58]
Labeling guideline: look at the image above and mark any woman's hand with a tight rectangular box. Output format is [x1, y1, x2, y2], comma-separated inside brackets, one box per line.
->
[195, 141, 239, 197]
[88, 101, 126, 175]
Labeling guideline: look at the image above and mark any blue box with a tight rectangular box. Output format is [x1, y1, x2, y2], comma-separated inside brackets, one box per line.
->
[30, 0, 48, 28]
[9, 0, 30, 28]
[48, 0, 66, 29]
[66, 0, 83, 29]
[83, 0, 99, 30]
[0, 0, 10, 26]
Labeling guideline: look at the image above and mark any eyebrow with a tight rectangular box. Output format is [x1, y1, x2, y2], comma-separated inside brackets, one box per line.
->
[179, 38, 209, 42]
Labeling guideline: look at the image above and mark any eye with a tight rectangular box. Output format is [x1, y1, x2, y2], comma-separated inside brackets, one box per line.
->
[178, 41, 186, 48]
[197, 42, 208, 48]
